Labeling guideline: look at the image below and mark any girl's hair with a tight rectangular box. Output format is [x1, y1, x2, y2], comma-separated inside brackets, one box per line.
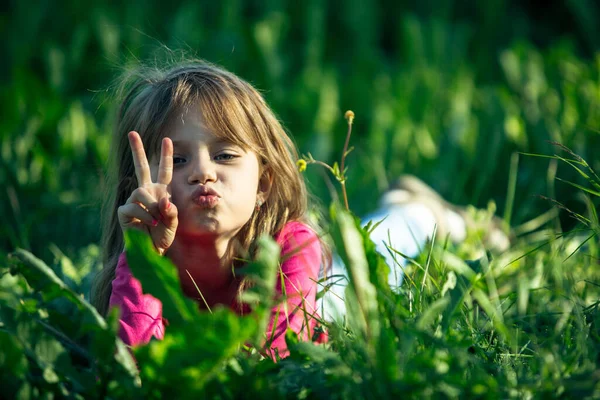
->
[92, 59, 327, 316]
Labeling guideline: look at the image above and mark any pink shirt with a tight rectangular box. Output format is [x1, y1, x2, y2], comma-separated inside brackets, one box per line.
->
[109, 221, 325, 359]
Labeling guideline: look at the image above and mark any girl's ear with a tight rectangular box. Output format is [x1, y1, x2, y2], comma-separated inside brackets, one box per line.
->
[257, 167, 273, 203]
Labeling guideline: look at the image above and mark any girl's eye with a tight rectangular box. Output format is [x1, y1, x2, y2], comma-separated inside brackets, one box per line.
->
[214, 153, 236, 161]
[173, 156, 186, 165]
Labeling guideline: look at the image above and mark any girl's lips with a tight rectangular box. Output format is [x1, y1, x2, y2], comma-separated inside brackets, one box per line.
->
[191, 186, 221, 208]
[192, 194, 220, 208]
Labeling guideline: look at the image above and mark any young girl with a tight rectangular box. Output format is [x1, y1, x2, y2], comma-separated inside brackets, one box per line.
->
[92, 60, 327, 359]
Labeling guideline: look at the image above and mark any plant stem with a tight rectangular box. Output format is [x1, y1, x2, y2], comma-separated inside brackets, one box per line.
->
[503, 152, 519, 229]
[186, 269, 212, 313]
[340, 119, 353, 211]
[308, 159, 336, 174]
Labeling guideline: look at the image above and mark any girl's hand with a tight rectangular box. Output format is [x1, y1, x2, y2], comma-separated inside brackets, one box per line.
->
[118, 131, 179, 255]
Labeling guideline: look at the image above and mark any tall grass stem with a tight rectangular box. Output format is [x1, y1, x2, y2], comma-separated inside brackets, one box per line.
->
[504, 152, 519, 228]
[340, 115, 354, 211]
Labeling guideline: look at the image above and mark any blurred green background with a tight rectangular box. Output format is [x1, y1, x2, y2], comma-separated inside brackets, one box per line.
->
[1, 0, 599, 264]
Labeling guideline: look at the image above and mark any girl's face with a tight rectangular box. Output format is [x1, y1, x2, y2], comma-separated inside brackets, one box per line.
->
[151, 106, 269, 241]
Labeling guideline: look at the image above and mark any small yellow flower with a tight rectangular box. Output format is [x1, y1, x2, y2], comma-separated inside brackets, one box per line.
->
[344, 110, 355, 125]
[296, 159, 307, 172]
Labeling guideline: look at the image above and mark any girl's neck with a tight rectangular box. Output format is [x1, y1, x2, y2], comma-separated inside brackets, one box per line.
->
[167, 233, 236, 307]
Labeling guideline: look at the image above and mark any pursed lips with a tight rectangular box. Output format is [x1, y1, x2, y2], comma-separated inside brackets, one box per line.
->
[191, 186, 221, 208]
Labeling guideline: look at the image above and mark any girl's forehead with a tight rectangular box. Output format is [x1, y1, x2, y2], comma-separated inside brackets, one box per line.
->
[167, 118, 242, 148]
[168, 105, 258, 148]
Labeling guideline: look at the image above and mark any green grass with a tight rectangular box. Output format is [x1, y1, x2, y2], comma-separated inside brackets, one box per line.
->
[1, 1, 600, 397]
[2, 179, 599, 398]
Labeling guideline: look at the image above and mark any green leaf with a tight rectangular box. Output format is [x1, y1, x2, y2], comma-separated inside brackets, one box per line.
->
[289, 341, 344, 365]
[440, 267, 476, 334]
[556, 177, 600, 198]
[0, 331, 27, 397]
[9, 249, 138, 380]
[556, 155, 600, 190]
[472, 289, 511, 342]
[563, 232, 597, 262]
[135, 306, 257, 395]
[285, 328, 300, 349]
[329, 204, 379, 343]
[518, 152, 586, 166]
[416, 297, 449, 330]
[538, 195, 591, 226]
[237, 235, 280, 345]
[237, 235, 280, 309]
[343, 146, 354, 158]
[363, 216, 387, 235]
[10, 249, 106, 329]
[124, 230, 199, 326]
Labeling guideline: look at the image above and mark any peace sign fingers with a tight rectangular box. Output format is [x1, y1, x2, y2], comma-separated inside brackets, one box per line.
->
[157, 137, 173, 185]
[128, 131, 152, 187]
[123, 131, 178, 255]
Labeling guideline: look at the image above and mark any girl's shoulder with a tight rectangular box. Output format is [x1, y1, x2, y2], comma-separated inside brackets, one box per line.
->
[274, 221, 322, 275]
[274, 220, 318, 247]
[274, 221, 322, 260]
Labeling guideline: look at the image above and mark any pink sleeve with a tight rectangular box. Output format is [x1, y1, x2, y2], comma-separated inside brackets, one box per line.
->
[109, 253, 165, 347]
[265, 222, 325, 359]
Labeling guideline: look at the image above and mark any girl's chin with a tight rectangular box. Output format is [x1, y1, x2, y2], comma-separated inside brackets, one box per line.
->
[177, 220, 220, 237]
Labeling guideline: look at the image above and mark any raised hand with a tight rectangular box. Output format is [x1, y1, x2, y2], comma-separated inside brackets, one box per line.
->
[118, 131, 179, 255]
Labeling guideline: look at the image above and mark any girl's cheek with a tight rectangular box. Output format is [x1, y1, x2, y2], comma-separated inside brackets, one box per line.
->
[169, 186, 181, 204]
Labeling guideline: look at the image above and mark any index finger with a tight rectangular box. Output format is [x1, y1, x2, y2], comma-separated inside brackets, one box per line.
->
[128, 131, 152, 187]
[157, 137, 173, 185]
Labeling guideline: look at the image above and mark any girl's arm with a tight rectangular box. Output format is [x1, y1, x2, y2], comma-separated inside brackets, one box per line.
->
[109, 253, 165, 347]
[265, 222, 325, 359]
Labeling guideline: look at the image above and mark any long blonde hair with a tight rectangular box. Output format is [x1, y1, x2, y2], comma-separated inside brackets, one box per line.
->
[92, 60, 325, 316]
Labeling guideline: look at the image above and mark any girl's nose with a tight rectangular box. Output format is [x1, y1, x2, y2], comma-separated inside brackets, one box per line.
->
[187, 157, 217, 184]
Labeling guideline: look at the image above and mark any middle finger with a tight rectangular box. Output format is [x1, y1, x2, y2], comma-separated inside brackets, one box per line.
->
[157, 137, 173, 185]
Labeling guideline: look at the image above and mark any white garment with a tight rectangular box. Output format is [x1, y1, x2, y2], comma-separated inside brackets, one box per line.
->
[319, 203, 442, 321]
